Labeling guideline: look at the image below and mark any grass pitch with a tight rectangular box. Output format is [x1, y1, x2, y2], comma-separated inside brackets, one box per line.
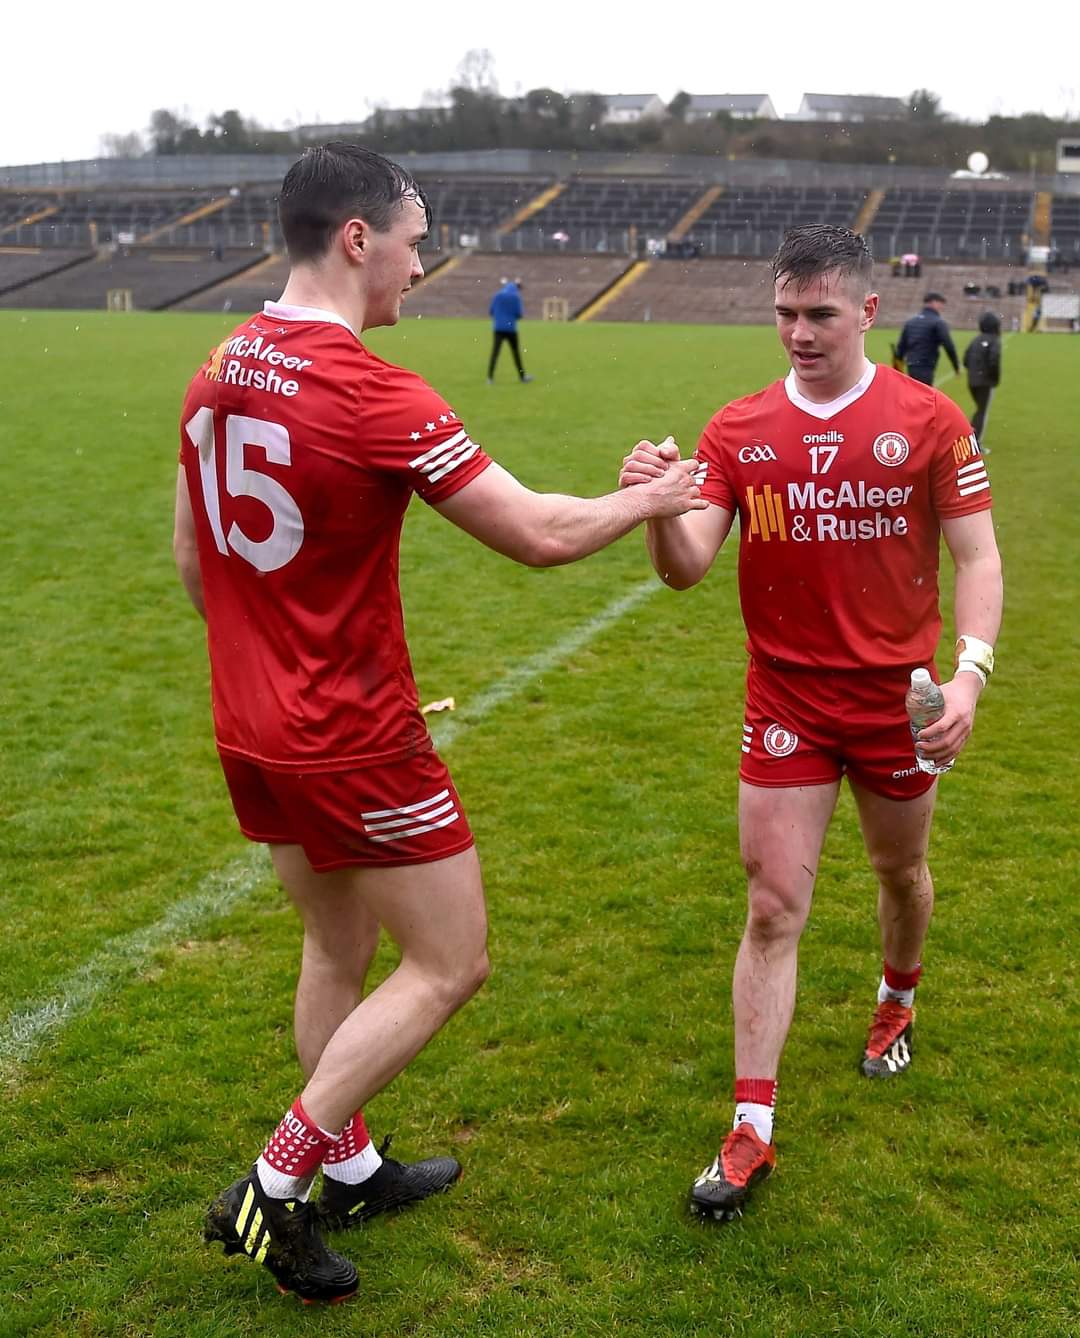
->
[1, 310, 1077, 1337]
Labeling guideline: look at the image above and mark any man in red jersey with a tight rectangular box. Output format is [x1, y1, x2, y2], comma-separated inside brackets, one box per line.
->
[619, 225, 1001, 1223]
[175, 143, 705, 1302]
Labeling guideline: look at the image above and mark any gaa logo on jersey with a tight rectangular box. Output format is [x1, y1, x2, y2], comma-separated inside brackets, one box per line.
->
[872, 432, 910, 467]
[763, 723, 799, 757]
[738, 444, 778, 463]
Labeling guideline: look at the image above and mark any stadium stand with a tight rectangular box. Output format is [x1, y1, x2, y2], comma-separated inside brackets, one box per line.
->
[2, 246, 266, 311]
[593, 256, 1030, 330]
[684, 186, 868, 255]
[402, 251, 633, 321]
[0, 165, 1062, 321]
[0, 247, 95, 295]
[178, 250, 456, 314]
[1049, 195, 1080, 262]
[868, 188, 1030, 261]
[0, 189, 224, 247]
[503, 176, 705, 251]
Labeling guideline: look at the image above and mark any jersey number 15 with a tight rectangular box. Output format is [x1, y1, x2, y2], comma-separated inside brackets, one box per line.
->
[185, 407, 304, 573]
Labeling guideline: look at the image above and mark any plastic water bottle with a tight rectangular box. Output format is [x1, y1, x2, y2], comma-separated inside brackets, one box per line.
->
[905, 669, 954, 775]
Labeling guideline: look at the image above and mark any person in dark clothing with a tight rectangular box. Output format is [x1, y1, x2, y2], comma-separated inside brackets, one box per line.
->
[896, 291, 960, 386]
[963, 311, 1002, 446]
[487, 277, 533, 384]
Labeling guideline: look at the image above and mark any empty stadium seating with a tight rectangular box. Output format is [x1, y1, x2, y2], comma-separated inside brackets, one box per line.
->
[403, 252, 632, 321]
[0, 247, 95, 295]
[868, 188, 1030, 261]
[684, 186, 867, 255]
[593, 256, 1029, 330]
[504, 176, 705, 251]
[0, 172, 1065, 318]
[1049, 195, 1080, 262]
[2, 246, 265, 311]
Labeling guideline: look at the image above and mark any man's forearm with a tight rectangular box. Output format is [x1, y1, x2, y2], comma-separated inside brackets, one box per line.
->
[645, 515, 712, 589]
[530, 487, 673, 567]
[953, 554, 1002, 650]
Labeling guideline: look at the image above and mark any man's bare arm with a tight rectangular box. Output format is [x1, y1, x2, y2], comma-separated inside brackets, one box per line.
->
[618, 439, 734, 588]
[917, 510, 1003, 764]
[173, 466, 206, 620]
[434, 453, 706, 567]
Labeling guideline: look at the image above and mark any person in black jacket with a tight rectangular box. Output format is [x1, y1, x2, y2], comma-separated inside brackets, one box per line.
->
[896, 291, 960, 385]
[963, 311, 1002, 446]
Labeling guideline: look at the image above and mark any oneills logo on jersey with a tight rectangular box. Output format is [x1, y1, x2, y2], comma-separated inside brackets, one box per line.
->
[409, 429, 479, 485]
[745, 484, 788, 541]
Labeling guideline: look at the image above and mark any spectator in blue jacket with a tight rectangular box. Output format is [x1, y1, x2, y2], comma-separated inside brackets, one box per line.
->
[896, 291, 960, 386]
[487, 278, 533, 384]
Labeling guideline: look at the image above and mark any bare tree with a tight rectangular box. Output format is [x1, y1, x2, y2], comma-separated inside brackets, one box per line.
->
[99, 131, 145, 158]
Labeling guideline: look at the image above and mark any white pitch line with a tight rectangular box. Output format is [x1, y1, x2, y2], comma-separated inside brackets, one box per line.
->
[0, 846, 270, 1076]
[429, 576, 661, 752]
[0, 577, 664, 1076]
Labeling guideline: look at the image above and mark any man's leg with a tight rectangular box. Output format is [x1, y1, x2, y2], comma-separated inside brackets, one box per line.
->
[487, 331, 505, 380]
[285, 869, 381, 1078]
[850, 780, 936, 1077]
[274, 843, 489, 1134]
[271, 844, 486, 1224]
[970, 386, 992, 443]
[690, 780, 839, 1222]
[507, 331, 529, 380]
[733, 780, 840, 1079]
[205, 846, 487, 1295]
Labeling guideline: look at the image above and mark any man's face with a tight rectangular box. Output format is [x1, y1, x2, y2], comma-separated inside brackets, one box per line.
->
[774, 268, 877, 397]
[361, 195, 428, 330]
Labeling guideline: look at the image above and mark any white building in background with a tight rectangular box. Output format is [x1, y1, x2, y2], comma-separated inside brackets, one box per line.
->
[1057, 139, 1080, 173]
[600, 94, 667, 125]
[684, 94, 778, 122]
[793, 93, 907, 123]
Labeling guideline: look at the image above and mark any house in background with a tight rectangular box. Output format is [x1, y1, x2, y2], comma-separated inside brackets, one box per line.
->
[792, 93, 907, 123]
[684, 94, 778, 122]
[600, 94, 667, 125]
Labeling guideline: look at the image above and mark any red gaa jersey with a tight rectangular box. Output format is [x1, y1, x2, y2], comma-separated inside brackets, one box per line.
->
[696, 361, 992, 670]
[178, 301, 492, 770]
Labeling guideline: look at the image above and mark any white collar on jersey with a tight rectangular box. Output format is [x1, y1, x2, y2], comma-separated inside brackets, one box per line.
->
[262, 300, 356, 335]
[783, 358, 877, 421]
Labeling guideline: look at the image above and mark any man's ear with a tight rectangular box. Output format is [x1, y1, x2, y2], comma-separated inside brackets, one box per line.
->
[862, 291, 880, 331]
[342, 218, 368, 263]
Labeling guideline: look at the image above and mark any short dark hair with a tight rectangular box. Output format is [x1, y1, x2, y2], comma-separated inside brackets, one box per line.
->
[771, 225, 873, 294]
[277, 143, 431, 263]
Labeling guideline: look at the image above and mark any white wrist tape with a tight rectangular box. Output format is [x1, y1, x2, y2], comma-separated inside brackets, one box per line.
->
[955, 635, 995, 680]
[955, 663, 988, 687]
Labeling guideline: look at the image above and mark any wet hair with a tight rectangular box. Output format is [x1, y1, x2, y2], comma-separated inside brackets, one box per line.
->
[771, 224, 874, 296]
[277, 143, 431, 263]
[978, 310, 1001, 334]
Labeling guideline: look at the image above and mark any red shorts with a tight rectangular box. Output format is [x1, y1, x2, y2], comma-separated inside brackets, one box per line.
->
[739, 659, 936, 802]
[218, 746, 475, 872]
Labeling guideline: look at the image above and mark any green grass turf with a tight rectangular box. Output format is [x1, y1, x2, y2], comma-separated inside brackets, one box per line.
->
[1, 310, 1077, 1336]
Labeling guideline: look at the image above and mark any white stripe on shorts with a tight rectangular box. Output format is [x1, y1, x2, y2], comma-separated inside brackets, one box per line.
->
[361, 788, 450, 821]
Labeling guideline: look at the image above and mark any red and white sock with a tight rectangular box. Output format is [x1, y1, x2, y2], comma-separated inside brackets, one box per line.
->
[255, 1098, 337, 1201]
[322, 1110, 383, 1186]
[733, 1077, 777, 1145]
[878, 960, 922, 1009]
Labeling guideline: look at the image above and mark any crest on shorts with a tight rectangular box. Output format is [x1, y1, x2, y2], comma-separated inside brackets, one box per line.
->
[763, 723, 799, 758]
[872, 432, 910, 467]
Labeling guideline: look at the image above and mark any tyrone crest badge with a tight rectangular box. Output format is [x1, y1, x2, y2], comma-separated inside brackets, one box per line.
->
[872, 432, 910, 467]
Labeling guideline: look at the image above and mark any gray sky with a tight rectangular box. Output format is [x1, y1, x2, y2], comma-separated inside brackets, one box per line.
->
[5, 3, 1077, 167]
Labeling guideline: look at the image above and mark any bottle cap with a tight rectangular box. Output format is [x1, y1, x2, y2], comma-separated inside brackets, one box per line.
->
[910, 668, 932, 687]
